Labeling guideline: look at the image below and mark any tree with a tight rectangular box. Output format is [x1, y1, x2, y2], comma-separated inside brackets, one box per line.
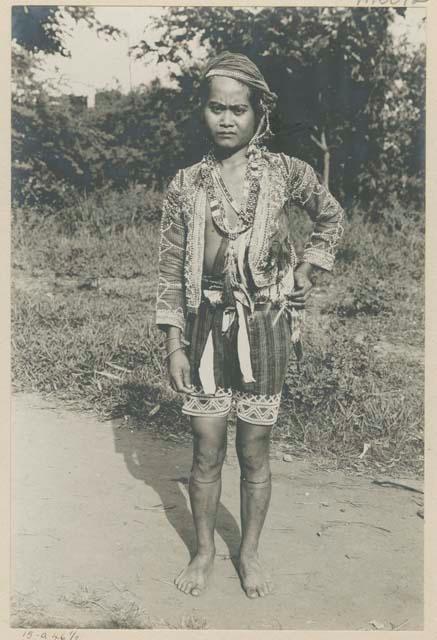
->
[11, 6, 126, 209]
[12, 7, 424, 215]
[90, 82, 188, 188]
[361, 38, 425, 214]
[131, 7, 423, 211]
[12, 6, 124, 57]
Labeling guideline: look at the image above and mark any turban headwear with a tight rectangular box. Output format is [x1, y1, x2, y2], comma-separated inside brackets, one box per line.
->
[202, 51, 276, 103]
[201, 51, 277, 146]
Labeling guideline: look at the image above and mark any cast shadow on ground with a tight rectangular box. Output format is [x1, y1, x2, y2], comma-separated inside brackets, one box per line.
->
[110, 399, 242, 572]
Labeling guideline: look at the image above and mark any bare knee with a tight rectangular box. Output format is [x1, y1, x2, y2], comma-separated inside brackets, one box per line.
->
[192, 434, 227, 481]
[236, 430, 271, 482]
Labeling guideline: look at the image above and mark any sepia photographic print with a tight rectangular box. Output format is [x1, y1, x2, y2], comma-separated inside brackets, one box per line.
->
[8, 1, 430, 634]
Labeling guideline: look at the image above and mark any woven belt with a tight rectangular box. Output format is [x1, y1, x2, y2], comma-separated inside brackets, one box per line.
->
[201, 281, 273, 308]
[203, 296, 272, 314]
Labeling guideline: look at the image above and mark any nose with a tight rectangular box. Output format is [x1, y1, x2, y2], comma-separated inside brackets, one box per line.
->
[220, 109, 234, 127]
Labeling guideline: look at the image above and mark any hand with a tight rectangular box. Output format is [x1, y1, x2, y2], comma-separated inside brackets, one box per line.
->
[286, 265, 314, 309]
[168, 348, 192, 393]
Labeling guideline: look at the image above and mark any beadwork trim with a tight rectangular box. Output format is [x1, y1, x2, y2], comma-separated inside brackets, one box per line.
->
[200, 151, 261, 239]
[155, 153, 344, 330]
[181, 386, 282, 426]
[234, 390, 282, 426]
[182, 387, 233, 417]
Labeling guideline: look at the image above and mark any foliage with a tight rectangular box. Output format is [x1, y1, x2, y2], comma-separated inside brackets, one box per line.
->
[12, 90, 102, 209]
[11, 76, 189, 209]
[11, 7, 425, 216]
[59, 185, 163, 235]
[132, 7, 425, 211]
[12, 6, 124, 56]
[13, 186, 163, 244]
[358, 38, 426, 215]
[90, 83, 191, 187]
[11, 7, 127, 210]
[11, 205, 424, 474]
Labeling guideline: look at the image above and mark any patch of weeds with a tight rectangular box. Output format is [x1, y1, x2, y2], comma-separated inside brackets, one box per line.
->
[11, 208, 424, 475]
[107, 602, 155, 629]
[60, 585, 104, 609]
[279, 315, 423, 474]
[172, 615, 208, 629]
[12, 216, 160, 280]
[326, 280, 394, 317]
[11, 596, 79, 629]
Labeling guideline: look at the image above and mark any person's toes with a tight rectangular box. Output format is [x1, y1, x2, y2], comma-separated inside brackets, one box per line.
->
[184, 582, 193, 595]
[257, 585, 266, 597]
[191, 585, 201, 597]
[246, 586, 258, 599]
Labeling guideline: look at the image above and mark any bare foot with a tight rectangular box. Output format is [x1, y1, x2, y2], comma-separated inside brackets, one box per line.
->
[174, 552, 215, 596]
[238, 553, 274, 598]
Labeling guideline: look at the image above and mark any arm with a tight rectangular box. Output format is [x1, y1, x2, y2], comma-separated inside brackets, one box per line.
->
[288, 158, 344, 272]
[155, 172, 192, 393]
[285, 158, 344, 307]
[155, 171, 187, 333]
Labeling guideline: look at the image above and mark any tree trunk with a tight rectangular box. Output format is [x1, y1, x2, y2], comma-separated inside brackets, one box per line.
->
[321, 131, 330, 188]
[310, 129, 330, 188]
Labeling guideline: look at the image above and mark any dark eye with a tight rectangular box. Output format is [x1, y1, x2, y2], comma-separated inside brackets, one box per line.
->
[233, 107, 247, 116]
[209, 104, 223, 114]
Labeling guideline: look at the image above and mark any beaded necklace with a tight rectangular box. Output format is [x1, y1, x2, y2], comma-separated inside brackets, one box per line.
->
[201, 150, 261, 240]
[212, 165, 244, 215]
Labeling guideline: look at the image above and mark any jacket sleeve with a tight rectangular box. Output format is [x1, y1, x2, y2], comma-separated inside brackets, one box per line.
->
[287, 158, 344, 272]
[155, 171, 187, 333]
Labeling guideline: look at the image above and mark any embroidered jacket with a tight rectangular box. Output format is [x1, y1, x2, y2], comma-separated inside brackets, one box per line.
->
[155, 152, 344, 334]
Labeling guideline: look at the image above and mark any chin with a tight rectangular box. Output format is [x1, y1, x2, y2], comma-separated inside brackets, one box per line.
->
[214, 138, 245, 151]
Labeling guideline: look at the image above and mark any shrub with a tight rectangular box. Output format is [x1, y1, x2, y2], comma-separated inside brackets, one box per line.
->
[12, 186, 164, 237]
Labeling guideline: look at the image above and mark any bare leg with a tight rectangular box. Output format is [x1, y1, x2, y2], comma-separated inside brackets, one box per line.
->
[174, 415, 227, 596]
[236, 419, 274, 598]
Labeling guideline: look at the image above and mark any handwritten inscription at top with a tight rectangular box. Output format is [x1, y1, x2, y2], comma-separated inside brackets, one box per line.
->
[356, 0, 427, 5]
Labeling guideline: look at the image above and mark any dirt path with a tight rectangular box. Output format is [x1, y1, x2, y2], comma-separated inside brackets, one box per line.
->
[12, 393, 423, 630]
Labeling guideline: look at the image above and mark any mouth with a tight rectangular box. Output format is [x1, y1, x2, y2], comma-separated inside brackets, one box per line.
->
[216, 132, 236, 137]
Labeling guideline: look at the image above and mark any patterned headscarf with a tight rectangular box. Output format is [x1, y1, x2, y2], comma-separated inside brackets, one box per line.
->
[201, 51, 277, 147]
[202, 51, 275, 100]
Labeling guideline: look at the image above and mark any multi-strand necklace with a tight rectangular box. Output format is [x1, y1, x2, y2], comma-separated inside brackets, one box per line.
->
[201, 151, 261, 240]
[212, 166, 243, 215]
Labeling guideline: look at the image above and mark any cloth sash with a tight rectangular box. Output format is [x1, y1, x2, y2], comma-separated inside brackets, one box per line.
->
[198, 291, 255, 395]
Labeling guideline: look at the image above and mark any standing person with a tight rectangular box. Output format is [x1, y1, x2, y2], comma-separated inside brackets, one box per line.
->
[155, 51, 344, 599]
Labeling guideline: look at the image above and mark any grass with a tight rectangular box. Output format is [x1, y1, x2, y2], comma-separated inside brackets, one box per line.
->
[11, 198, 424, 476]
[12, 588, 208, 629]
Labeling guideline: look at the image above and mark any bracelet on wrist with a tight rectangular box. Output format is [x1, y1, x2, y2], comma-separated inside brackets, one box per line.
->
[165, 336, 190, 346]
[164, 345, 186, 361]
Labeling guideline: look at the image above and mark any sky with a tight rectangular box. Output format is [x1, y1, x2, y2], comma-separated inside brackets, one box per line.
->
[35, 8, 173, 96]
[34, 6, 426, 98]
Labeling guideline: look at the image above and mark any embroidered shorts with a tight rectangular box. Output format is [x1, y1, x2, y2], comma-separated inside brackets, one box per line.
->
[182, 295, 293, 426]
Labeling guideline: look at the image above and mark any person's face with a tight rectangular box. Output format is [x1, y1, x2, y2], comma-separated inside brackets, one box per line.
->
[203, 76, 257, 152]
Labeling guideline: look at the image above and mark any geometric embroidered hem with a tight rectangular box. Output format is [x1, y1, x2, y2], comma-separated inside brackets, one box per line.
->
[182, 387, 233, 418]
[182, 387, 282, 425]
[234, 390, 282, 426]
